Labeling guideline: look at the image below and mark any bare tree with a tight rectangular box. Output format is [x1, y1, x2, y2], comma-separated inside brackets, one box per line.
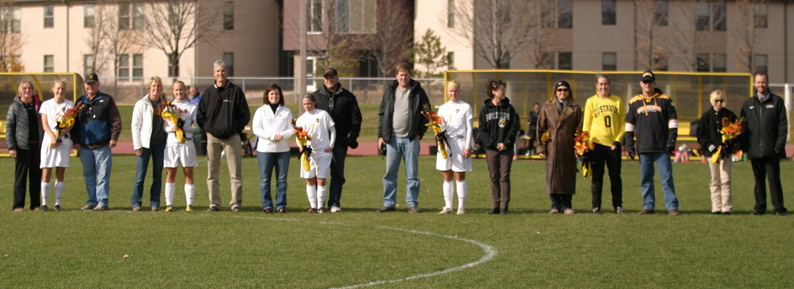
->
[84, 3, 114, 75]
[357, 0, 414, 77]
[445, 0, 544, 69]
[732, 0, 764, 73]
[0, 0, 24, 72]
[632, 0, 669, 71]
[666, 1, 702, 71]
[102, 3, 143, 80]
[141, 0, 220, 78]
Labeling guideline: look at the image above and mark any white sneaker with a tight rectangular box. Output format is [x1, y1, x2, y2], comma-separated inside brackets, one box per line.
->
[438, 208, 453, 214]
[457, 208, 465, 215]
[330, 206, 341, 213]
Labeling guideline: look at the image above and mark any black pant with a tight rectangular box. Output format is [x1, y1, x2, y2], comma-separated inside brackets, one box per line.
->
[13, 148, 42, 210]
[751, 156, 787, 213]
[550, 194, 573, 210]
[590, 143, 623, 210]
[327, 140, 348, 208]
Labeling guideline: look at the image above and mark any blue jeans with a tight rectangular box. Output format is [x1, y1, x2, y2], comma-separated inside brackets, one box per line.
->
[131, 144, 165, 208]
[328, 142, 348, 208]
[639, 152, 678, 210]
[382, 136, 420, 207]
[258, 151, 290, 209]
[80, 145, 112, 206]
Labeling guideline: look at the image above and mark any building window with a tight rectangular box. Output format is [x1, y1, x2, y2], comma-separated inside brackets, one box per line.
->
[117, 54, 130, 80]
[654, 1, 668, 26]
[223, 1, 234, 30]
[44, 55, 54, 72]
[558, 52, 572, 70]
[447, 0, 455, 28]
[224, 53, 234, 76]
[713, 53, 726, 72]
[84, 4, 94, 28]
[696, 53, 710, 72]
[654, 54, 668, 71]
[602, 0, 616, 25]
[558, 0, 572, 29]
[754, 54, 767, 74]
[84, 54, 95, 77]
[44, 5, 54, 28]
[602, 52, 616, 71]
[697, 1, 725, 31]
[308, 0, 322, 33]
[4, 6, 21, 33]
[119, 2, 143, 30]
[447, 52, 455, 70]
[754, 3, 767, 28]
[336, 0, 377, 33]
[132, 54, 143, 79]
[359, 56, 380, 77]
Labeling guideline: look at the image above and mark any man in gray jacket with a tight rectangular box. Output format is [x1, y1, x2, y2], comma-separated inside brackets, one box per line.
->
[377, 63, 430, 213]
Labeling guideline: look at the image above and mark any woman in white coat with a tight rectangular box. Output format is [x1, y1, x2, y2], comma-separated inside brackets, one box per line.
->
[252, 84, 294, 213]
[130, 76, 167, 211]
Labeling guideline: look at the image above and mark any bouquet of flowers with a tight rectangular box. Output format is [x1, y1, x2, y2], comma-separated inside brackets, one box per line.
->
[574, 131, 594, 178]
[53, 102, 83, 142]
[711, 117, 742, 164]
[292, 119, 313, 171]
[420, 104, 449, 159]
[161, 101, 188, 143]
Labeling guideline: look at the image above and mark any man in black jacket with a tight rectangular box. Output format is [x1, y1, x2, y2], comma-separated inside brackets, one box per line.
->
[377, 63, 430, 213]
[196, 60, 250, 212]
[312, 68, 362, 213]
[741, 72, 788, 216]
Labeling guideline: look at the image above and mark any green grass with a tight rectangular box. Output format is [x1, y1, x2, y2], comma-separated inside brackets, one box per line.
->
[1, 156, 793, 288]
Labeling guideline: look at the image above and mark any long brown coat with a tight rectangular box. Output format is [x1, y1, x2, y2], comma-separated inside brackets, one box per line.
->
[536, 98, 583, 195]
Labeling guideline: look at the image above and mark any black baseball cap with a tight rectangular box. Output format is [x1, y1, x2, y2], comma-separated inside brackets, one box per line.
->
[323, 68, 338, 77]
[85, 73, 99, 83]
[641, 70, 655, 83]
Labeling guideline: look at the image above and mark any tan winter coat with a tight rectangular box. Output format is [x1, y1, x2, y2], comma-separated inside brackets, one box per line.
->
[536, 98, 583, 195]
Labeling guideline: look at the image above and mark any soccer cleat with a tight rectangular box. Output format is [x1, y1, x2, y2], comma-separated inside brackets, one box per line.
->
[165, 206, 173, 212]
[185, 205, 193, 212]
[438, 208, 453, 214]
[54, 205, 61, 211]
[307, 208, 318, 213]
[456, 208, 465, 215]
[40, 205, 48, 212]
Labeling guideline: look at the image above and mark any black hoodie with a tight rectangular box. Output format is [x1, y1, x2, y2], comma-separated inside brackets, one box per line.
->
[477, 97, 520, 150]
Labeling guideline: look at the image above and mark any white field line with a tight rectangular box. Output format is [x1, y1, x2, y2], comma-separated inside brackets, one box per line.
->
[330, 226, 498, 289]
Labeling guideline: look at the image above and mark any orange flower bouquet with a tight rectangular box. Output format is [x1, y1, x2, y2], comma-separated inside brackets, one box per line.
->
[161, 101, 188, 143]
[292, 119, 313, 171]
[711, 117, 742, 164]
[54, 102, 83, 142]
[574, 131, 594, 178]
[421, 104, 449, 159]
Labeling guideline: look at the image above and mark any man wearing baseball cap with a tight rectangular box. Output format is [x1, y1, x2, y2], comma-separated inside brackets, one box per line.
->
[72, 73, 122, 211]
[312, 67, 362, 213]
[625, 70, 680, 215]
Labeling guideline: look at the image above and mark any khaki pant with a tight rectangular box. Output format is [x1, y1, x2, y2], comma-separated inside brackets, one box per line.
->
[206, 133, 243, 208]
[708, 157, 732, 213]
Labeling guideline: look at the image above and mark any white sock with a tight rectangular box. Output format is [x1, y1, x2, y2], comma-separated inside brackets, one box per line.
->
[443, 181, 454, 209]
[41, 182, 51, 206]
[165, 183, 176, 206]
[184, 184, 195, 206]
[54, 182, 64, 205]
[307, 184, 317, 209]
[317, 185, 327, 209]
[456, 180, 468, 210]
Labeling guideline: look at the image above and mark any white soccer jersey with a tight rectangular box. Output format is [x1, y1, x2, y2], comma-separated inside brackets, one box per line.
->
[163, 99, 201, 145]
[437, 100, 474, 149]
[39, 98, 74, 168]
[295, 108, 335, 151]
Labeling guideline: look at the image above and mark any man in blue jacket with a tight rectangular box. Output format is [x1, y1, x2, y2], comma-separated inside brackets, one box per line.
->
[72, 73, 122, 211]
[741, 72, 788, 216]
[377, 63, 430, 213]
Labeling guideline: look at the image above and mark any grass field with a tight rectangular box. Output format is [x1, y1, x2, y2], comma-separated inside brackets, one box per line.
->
[1, 155, 793, 288]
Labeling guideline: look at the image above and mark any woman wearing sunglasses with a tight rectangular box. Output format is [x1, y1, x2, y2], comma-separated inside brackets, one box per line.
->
[696, 90, 738, 215]
[537, 80, 583, 215]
